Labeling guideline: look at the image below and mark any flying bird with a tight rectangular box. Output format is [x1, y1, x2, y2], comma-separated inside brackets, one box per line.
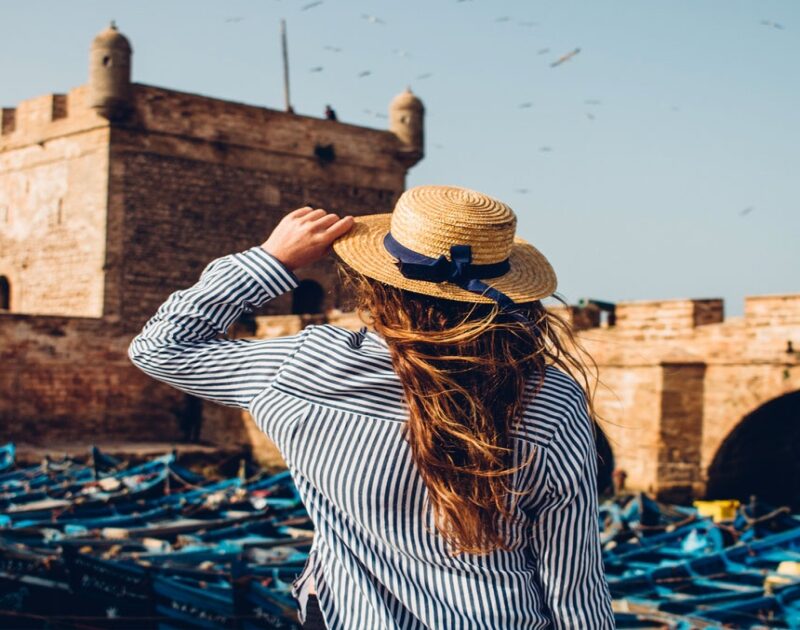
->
[518, 21, 538, 27]
[739, 206, 754, 216]
[519, 102, 533, 109]
[495, 16, 512, 23]
[392, 48, 412, 58]
[301, 1, 323, 10]
[323, 45, 342, 52]
[586, 112, 595, 121]
[550, 48, 581, 67]
[309, 66, 324, 73]
[584, 99, 601, 105]
[515, 188, 530, 194]
[358, 70, 372, 78]
[225, 16, 245, 23]
[416, 72, 433, 80]
[362, 14, 386, 24]
[539, 146, 553, 152]
[760, 19, 785, 29]
[537, 47, 550, 55]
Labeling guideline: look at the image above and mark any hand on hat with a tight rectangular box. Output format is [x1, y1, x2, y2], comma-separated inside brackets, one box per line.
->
[261, 206, 354, 272]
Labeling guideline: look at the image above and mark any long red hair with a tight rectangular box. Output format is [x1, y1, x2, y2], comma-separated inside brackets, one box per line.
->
[342, 265, 602, 555]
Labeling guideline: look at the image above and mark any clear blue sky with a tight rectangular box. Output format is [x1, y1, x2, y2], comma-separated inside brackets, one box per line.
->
[2, 1, 798, 315]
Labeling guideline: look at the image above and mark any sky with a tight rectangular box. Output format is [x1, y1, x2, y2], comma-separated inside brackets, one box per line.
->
[1, 1, 798, 315]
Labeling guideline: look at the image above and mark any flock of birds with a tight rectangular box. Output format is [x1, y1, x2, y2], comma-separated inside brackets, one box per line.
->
[223, 3, 785, 215]
[224, 4, 593, 79]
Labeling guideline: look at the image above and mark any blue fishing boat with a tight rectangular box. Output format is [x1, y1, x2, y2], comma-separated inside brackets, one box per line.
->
[0, 444, 14, 474]
[608, 526, 800, 627]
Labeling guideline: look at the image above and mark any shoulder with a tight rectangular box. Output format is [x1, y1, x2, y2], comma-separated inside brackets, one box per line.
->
[273, 324, 405, 415]
[515, 364, 592, 449]
[301, 323, 369, 349]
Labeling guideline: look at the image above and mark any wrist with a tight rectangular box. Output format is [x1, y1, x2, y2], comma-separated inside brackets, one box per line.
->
[259, 244, 296, 272]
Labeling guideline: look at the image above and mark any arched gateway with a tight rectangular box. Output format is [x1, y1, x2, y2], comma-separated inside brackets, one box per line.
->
[706, 390, 800, 509]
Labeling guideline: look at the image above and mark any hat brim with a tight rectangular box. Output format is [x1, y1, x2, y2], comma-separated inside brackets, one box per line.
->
[332, 214, 557, 304]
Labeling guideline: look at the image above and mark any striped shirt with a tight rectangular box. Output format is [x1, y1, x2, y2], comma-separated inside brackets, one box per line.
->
[128, 245, 614, 629]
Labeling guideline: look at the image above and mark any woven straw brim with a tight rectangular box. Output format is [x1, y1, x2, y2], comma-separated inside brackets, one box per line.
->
[332, 214, 557, 304]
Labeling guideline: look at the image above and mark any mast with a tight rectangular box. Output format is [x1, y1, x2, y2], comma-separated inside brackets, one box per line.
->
[281, 19, 292, 112]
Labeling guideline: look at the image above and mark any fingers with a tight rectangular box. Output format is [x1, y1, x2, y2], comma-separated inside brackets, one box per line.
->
[324, 215, 355, 239]
[310, 213, 341, 231]
[286, 206, 352, 242]
[288, 206, 315, 219]
[302, 208, 327, 223]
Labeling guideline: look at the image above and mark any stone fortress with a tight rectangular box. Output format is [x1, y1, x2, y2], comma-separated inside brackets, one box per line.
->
[0, 23, 423, 454]
[1, 25, 798, 506]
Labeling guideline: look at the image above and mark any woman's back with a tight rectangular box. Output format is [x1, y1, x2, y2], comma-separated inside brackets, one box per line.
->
[129, 185, 615, 629]
[249, 323, 611, 629]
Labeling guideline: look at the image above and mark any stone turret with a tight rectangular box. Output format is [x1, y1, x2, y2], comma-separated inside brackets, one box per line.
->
[88, 21, 132, 121]
[389, 88, 424, 167]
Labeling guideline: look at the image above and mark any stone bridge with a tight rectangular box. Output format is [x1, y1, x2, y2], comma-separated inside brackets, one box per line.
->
[555, 293, 800, 506]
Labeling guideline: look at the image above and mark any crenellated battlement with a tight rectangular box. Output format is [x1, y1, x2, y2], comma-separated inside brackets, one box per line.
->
[0, 85, 106, 148]
[553, 293, 800, 337]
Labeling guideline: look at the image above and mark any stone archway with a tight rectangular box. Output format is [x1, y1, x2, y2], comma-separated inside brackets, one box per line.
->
[705, 390, 800, 509]
[0, 275, 9, 310]
[292, 279, 325, 315]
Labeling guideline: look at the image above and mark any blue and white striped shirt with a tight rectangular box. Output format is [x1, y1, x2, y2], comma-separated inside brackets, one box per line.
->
[128, 245, 614, 629]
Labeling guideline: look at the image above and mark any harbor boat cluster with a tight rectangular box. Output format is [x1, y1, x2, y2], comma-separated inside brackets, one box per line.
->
[0, 443, 799, 629]
[0, 444, 310, 629]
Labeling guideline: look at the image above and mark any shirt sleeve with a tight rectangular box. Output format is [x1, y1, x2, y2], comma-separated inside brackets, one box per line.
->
[528, 389, 615, 629]
[127, 245, 307, 410]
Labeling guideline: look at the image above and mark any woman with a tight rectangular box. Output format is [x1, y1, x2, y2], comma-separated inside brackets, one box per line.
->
[128, 185, 614, 629]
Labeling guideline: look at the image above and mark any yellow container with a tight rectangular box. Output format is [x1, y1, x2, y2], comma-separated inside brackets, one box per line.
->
[693, 499, 740, 522]
[764, 561, 800, 594]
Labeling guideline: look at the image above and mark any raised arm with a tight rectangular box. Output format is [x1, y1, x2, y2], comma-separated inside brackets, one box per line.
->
[529, 390, 615, 629]
[127, 206, 354, 410]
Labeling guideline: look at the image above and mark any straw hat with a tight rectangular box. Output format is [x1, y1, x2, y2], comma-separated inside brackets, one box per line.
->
[332, 185, 557, 305]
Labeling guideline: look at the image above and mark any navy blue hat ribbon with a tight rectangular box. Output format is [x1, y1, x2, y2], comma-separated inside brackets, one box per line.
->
[383, 232, 528, 321]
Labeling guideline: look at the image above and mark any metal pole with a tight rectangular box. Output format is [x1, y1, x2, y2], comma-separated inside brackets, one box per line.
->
[281, 19, 291, 112]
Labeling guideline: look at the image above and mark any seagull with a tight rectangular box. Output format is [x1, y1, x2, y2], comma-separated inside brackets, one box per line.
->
[550, 48, 581, 67]
[323, 45, 342, 52]
[362, 14, 386, 25]
[739, 206, 754, 216]
[301, 1, 323, 10]
[537, 47, 550, 55]
[358, 70, 372, 78]
[519, 102, 533, 109]
[309, 66, 324, 72]
[416, 72, 433, 80]
[760, 19, 785, 29]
